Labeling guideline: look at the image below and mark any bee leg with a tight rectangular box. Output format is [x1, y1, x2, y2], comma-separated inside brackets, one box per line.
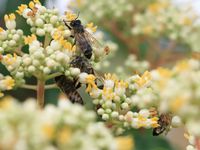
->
[63, 20, 72, 30]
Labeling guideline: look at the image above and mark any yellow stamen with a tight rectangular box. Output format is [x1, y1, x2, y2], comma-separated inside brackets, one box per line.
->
[115, 136, 134, 150]
[135, 71, 151, 87]
[175, 60, 189, 72]
[33, 0, 41, 4]
[42, 124, 55, 140]
[16, 4, 27, 15]
[2, 76, 15, 90]
[116, 80, 128, 88]
[65, 12, 77, 21]
[4, 13, 16, 22]
[29, 1, 35, 9]
[102, 88, 115, 100]
[86, 22, 97, 32]
[157, 67, 172, 78]
[0, 96, 13, 109]
[85, 75, 97, 92]
[57, 127, 72, 144]
[24, 34, 37, 45]
[104, 73, 117, 82]
[3, 53, 17, 66]
[0, 27, 4, 33]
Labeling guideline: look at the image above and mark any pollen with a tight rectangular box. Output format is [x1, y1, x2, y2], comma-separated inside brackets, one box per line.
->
[85, 74, 97, 92]
[65, 12, 77, 21]
[0, 27, 4, 33]
[115, 136, 134, 150]
[16, 4, 27, 15]
[1, 76, 15, 90]
[86, 22, 97, 32]
[33, 0, 41, 4]
[157, 67, 172, 78]
[42, 124, 55, 140]
[4, 13, 16, 22]
[104, 73, 117, 82]
[24, 34, 37, 45]
[3, 53, 18, 66]
[29, 1, 35, 9]
[135, 71, 151, 87]
[57, 127, 72, 144]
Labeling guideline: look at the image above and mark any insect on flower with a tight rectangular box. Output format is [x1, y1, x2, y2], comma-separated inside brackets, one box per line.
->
[63, 12, 108, 59]
[55, 56, 103, 105]
[152, 113, 172, 136]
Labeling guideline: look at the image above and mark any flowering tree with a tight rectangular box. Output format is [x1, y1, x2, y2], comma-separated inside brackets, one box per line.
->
[0, 0, 200, 150]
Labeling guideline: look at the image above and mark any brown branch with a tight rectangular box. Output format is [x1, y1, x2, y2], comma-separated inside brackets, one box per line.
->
[103, 21, 139, 54]
[196, 137, 200, 150]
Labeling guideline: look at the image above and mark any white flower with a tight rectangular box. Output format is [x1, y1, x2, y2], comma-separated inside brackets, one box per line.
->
[79, 73, 89, 83]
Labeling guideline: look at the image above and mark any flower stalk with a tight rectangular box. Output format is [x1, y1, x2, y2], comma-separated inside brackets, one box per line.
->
[37, 80, 45, 108]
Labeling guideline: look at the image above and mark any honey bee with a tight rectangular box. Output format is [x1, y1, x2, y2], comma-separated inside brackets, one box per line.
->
[55, 56, 103, 105]
[27, 7, 38, 17]
[63, 13, 108, 59]
[153, 113, 172, 136]
[55, 75, 83, 104]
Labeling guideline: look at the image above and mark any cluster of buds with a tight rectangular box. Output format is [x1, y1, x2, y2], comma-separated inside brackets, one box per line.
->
[115, 54, 150, 77]
[0, 14, 24, 54]
[78, 72, 159, 133]
[0, 74, 15, 97]
[69, 0, 133, 20]
[132, 0, 200, 52]
[184, 133, 199, 150]
[0, 0, 112, 96]
[0, 96, 133, 150]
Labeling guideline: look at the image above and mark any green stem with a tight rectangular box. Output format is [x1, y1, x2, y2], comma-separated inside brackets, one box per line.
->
[37, 80, 45, 109]
[46, 72, 62, 80]
[20, 84, 57, 90]
[20, 84, 37, 90]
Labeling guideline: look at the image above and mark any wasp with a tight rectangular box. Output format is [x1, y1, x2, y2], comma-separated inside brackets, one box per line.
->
[55, 56, 103, 105]
[152, 113, 172, 136]
[63, 13, 108, 59]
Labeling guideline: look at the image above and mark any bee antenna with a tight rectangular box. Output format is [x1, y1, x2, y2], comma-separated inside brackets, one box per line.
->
[75, 11, 80, 20]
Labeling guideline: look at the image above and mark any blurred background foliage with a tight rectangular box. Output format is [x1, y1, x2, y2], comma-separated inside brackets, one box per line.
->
[1, 0, 197, 149]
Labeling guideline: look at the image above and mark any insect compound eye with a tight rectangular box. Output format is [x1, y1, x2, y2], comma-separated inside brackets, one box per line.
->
[76, 20, 81, 25]
[70, 21, 75, 27]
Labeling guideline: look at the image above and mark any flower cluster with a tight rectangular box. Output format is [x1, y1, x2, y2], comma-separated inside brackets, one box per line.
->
[0, 74, 15, 98]
[0, 14, 24, 54]
[132, 0, 200, 52]
[136, 59, 200, 138]
[115, 54, 150, 77]
[184, 133, 198, 150]
[78, 72, 159, 133]
[0, 96, 133, 150]
[69, 0, 133, 20]
[0, 0, 112, 94]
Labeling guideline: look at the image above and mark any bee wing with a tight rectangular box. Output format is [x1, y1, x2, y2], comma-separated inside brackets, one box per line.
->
[74, 33, 90, 48]
[83, 30, 103, 49]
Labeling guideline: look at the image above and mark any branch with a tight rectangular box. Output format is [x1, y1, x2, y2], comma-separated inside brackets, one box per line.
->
[103, 21, 138, 54]
[46, 72, 62, 80]
[20, 84, 58, 90]
[20, 84, 37, 90]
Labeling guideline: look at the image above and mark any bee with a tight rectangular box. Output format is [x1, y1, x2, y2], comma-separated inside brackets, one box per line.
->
[55, 75, 83, 104]
[152, 113, 172, 136]
[63, 13, 107, 59]
[55, 56, 103, 105]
